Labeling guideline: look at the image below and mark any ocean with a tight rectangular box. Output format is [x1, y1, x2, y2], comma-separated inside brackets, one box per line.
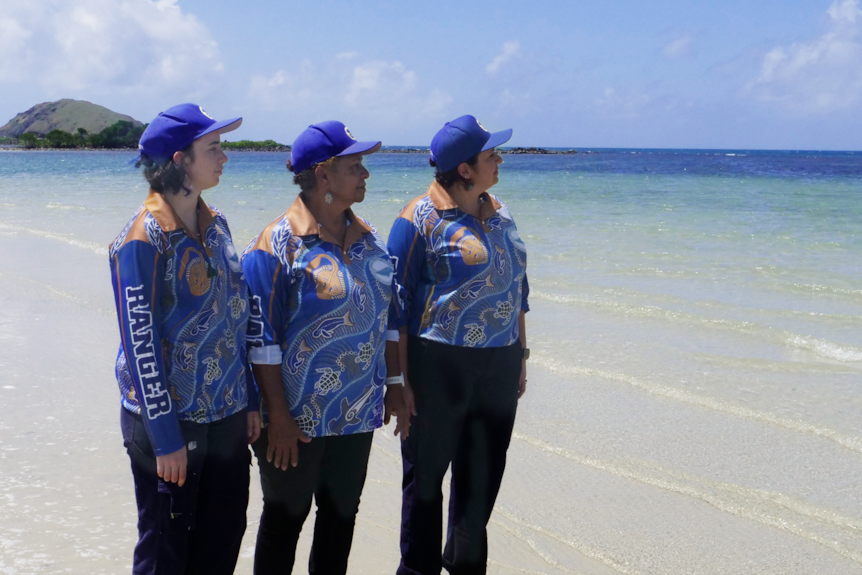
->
[0, 149, 860, 574]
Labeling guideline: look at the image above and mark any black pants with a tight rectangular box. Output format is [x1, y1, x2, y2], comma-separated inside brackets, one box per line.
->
[252, 429, 374, 575]
[398, 336, 521, 575]
[121, 407, 251, 575]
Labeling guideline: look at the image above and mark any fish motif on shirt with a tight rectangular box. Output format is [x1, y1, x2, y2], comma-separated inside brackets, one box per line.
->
[176, 342, 197, 371]
[463, 275, 495, 299]
[493, 246, 506, 275]
[308, 254, 347, 300]
[285, 339, 313, 374]
[485, 214, 504, 230]
[311, 310, 354, 339]
[451, 227, 488, 265]
[351, 279, 367, 313]
[347, 240, 369, 262]
[189, 300, 218, 336]
[439, 301, 461, 330]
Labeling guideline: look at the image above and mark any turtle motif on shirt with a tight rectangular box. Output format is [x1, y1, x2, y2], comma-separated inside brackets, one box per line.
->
[202, 356, 222, 386]
[294, 405, 319, 437]
[357, 334, 374, 369]
[314, 367, 343, 395]
[494, 292, 514, 324]
[463, 321, 487, 347]
[229, 294, 247, 319]
[336, 352, 364, 381]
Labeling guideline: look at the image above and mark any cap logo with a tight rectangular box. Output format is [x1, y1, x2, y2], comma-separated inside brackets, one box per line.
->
[476, 119, 489, 133]
[199, 107, 214, 120]
[344, 126, 356, 140]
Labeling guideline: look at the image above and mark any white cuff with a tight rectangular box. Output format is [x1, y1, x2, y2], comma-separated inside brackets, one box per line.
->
[249, 344, 283, 365]
[384, 329, 400, 342]
[385, 374, 405, 386]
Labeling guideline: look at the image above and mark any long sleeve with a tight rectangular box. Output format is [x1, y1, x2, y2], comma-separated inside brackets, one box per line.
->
[387, 216, 426, 330]
[243, 248, 291, 365]
[111, 240, 184, 456]
[521, 274, 530, 313]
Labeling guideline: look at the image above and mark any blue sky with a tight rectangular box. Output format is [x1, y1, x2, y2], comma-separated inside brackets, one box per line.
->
[1, 0, 861, 149]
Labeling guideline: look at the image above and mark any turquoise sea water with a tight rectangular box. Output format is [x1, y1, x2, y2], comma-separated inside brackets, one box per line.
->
[1, 149, 861, 573]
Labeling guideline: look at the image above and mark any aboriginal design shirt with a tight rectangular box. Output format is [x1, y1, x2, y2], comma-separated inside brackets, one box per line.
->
[110, 191, 253, 456]
[388, 181, 529, 348]
[242, 196, 396, 438]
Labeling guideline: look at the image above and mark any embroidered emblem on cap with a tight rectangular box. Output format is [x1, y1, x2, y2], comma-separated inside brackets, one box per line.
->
[199, 107, 214, 120]
[476, 120, 489, 133]
[344, 127, 356, 140]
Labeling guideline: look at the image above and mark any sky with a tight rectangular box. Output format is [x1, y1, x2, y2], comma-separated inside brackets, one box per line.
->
[1, 0, 862, 150]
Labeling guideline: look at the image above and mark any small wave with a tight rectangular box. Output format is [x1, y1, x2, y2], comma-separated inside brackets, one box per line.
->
[532, 352, 862, 454]
[0, 223, 104, 255]
[45, 202, 85, 210]
[514, 433, 862, 564]
[533, 290, 862, 364]
[792, 283, 862, 298]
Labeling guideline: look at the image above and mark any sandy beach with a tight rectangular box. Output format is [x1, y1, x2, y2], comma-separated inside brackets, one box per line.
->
[1, 150, 861, 574]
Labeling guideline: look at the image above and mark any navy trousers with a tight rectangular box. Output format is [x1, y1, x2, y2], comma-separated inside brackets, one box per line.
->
[252, 429, 374, 575]
[398, 337, 522, 575]
[121, 407, 251, 575]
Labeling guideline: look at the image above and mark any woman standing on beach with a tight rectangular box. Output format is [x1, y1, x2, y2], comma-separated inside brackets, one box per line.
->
[110, 104, 259, 575]
[241, 121, 410, 575]
[388, 115, 530, 575]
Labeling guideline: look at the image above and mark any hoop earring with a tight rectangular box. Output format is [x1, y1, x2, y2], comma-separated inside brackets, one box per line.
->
[324, 192, 334, 204]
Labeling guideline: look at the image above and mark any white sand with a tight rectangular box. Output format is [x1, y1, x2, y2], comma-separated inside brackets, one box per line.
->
[1, 232, 861, 574]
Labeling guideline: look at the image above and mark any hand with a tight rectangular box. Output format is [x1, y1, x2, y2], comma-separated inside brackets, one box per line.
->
[266, 412, 311, 470]
[156, 446, 188, 487]
[518, 359, 527, 398]
[384, 385, 411, 439]
[247, 411, 262, 444]
[402, 377, 417, 417]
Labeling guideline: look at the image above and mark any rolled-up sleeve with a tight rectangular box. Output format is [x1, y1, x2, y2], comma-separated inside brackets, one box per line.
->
[243, 247, 291, 365]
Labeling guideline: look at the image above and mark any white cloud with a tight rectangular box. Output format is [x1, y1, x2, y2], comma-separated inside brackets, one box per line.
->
[662, 33, 694, 60]
[248, 56, 451, 123]
[749, 0, 862, 112]
[485, 41, 520, 75]
[0, 0, 222, 99]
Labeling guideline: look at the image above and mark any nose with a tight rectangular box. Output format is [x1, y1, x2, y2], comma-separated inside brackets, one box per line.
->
[219, 149, 228, 164]
[360, 165, 370, 179]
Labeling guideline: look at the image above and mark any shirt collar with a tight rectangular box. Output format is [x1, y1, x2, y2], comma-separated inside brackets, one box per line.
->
[285, 194, 372, 248]
[144, 189, 217, 239]
[426, 180, 502, 221]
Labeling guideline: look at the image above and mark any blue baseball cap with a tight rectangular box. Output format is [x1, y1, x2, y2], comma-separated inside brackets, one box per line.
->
[135, 103, 242, 163]
[430, 115, 512, 173]
[290, 121, 381, 174]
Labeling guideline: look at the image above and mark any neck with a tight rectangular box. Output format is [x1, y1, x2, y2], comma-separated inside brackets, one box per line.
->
[302, 191, 349, 244]
[446, 183, 485, 218]
[164, 188, 202, 236]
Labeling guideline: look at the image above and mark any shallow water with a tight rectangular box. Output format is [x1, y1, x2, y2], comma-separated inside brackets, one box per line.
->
[0, 149, 860, 574]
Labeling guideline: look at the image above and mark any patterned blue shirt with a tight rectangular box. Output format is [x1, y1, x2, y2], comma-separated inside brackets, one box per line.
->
[110, 191, 254, 456]
[242, 196, 396, 437]
[388, 181, 529, 347]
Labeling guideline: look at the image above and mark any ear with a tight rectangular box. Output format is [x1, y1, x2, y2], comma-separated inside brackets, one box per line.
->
[314, 163, 331, 189]
[172, 150, 185, 166]
[458, 162, 472, 179]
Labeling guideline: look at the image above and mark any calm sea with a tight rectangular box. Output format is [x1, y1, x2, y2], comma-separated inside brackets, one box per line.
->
[1, 148, 861, 573]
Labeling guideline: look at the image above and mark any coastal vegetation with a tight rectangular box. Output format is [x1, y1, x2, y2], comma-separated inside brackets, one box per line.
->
[221, 139, 290, 151]
[0, 99, 142, 139]
[15, 121, 147, 149]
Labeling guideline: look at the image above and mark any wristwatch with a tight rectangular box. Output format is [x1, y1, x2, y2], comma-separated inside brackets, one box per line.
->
[522, 348, 530, 360]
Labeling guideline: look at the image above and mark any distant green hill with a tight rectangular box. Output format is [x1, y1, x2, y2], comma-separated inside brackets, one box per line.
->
[0, 99, 142, 138]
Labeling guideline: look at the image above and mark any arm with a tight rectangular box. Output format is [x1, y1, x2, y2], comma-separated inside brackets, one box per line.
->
[518, 309, 527, 398]
[112, 241, 186, 484]
[243, 247, 310, 469]
[383, 339, 411, 438]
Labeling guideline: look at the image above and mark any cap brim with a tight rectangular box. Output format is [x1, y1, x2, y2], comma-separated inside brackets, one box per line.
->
[198, 117, 243, 140]
[337, 140, 382, 157]
[481, 128, 513, 151]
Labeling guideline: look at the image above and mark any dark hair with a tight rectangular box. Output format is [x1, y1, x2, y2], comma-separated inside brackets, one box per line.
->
[430, 153, 479, 189]
[286, 156, 339, 194]
[136, 143, 195, 196]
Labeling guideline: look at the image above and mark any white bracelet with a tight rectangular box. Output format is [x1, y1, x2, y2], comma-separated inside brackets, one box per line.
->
[385, 374, 405, 386]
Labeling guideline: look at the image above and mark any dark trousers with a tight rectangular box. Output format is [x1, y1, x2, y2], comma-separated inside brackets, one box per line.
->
[398, 336, 521, 575]
[121, 407, 251, 575]
[252, 429, 374, 575]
